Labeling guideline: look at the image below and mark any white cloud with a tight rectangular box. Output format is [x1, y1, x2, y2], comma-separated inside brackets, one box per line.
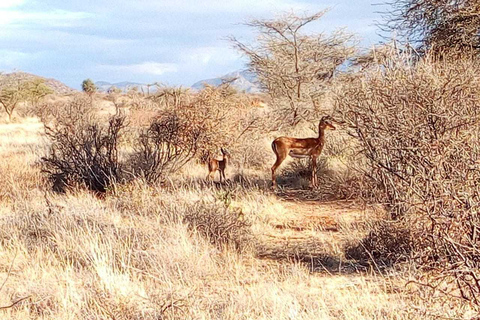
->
[181, 46, 241, 66]
[99, 62, 178, 76]
[0, 0, 25, 9]
[131, 0, 320, 15]
[0, 9, 91, 27]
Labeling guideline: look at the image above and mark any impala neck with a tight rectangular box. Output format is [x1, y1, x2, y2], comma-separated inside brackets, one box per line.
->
[318, 126, 325, 141]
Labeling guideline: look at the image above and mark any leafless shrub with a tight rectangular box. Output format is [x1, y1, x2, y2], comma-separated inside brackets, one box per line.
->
[125, 88, 158, 111]
[148, 85, 192, 108]
[383, 0, 480, 52]
[189, 83, 262, 155]
[42, 98, 126, 193]
[130, 111, 203, 184]
[335, 49, 480, 307]
[127, 82, 268, 182]
[183, 201, 252, 251]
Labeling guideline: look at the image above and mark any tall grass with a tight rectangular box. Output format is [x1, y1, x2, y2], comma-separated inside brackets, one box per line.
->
[0, 117, 450, 319]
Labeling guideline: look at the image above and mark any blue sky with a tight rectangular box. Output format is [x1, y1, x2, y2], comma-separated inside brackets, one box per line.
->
[0, 0, 385, 89]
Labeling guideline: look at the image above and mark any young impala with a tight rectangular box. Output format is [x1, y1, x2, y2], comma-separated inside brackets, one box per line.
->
[206, 148, 231, 183]
[271, 116, 336, 188]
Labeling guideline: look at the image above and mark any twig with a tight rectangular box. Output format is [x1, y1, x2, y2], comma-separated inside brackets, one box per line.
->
[0, 295, 31, 310]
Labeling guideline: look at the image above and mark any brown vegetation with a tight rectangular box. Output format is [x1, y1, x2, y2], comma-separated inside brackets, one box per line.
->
[2, 4, 480, 318]
[335, 48, 480, 309]
[41, 98, 126, 193]
[383, 0, 480, 52]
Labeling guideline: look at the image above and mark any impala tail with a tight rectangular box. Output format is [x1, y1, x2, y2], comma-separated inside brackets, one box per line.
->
[271, 139, 278, 155]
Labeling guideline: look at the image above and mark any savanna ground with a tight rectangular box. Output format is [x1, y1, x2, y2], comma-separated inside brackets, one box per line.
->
[3, 2, 480, 317]
[0, 97, 473, 320]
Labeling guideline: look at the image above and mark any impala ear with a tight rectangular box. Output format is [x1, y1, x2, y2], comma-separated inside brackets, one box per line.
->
[322, 115, 333, 121]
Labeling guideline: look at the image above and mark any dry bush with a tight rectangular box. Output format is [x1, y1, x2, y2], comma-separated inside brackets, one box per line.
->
[335, 49, 480, 307]
[155, 83, 266, 166]
[124, 88, 158, 111]
[126, 82, 269, 182]
[383, 0, 480, 52]
[42, 98, 127, 193]
[148, 85, 192, 109]
[188, 83, 261, 155]
[276, 158, 326, 190]
[183, 201, 252, 252]
[129, 111, 204, 184]
[284, 158, 316, 180]
[312, 127, 369, 199]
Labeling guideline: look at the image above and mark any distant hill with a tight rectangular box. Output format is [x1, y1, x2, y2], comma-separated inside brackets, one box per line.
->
[0, 72, 76, 95]
[95, 70, 263, 94]
[95, 81, 156, 94]
[191, 70, 262, 93]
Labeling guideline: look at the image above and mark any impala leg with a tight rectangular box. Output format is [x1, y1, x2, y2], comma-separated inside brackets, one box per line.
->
[311, 156, 317, 187]
[207, 161, 214, 182]
[271, 153, 287, 189]
[221, 170, 227, 183]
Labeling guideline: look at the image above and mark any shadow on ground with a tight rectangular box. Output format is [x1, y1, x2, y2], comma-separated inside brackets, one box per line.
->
[255, 241, 368, 274]
[167, 171, 374, 274]
[165, 173, 272, 193]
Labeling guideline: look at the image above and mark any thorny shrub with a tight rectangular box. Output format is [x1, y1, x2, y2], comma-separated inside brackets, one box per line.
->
[335, 49, 480, 307]
[183, 201, 251, 252]
[42, 98, 126, 193]
[130, 111, 204, 184]
[134, 82, 268, 172]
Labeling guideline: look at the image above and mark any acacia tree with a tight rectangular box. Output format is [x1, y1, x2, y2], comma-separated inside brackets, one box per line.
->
[230, 10, 355, 126]
[384, 0, 480, 52]
[81, 79, 97, 99]
[0, 82, 26, 121]
[24, 79, 53, 108]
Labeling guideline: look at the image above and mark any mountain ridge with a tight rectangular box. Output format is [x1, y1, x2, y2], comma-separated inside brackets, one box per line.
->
[95, 70, 262, 94]
[191, 70, 261, 93]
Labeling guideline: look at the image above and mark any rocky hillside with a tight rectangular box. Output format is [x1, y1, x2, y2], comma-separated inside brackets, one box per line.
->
[95, 70, 263, 94]
[191, 70, 261, 93]
[95, 81, 155, 93]
[0, 72, 76, 95]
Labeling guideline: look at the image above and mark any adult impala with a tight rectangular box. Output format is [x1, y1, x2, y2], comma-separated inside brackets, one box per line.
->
[271, 116, 336, 188]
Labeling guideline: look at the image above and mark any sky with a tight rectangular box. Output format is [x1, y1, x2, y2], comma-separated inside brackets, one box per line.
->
[0, 0, 386, 89]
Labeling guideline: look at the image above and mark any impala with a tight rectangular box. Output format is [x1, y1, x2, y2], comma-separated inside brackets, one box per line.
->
[271, 116, 336, 188]
[206, 148, 231, 183]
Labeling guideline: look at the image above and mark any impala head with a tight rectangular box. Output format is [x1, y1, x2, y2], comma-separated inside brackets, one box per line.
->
[221, 148, 231, 158]
[319, 116, 336, 131]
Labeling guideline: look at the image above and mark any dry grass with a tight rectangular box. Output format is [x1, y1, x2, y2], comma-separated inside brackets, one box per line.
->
[0, 116, 475, 319]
